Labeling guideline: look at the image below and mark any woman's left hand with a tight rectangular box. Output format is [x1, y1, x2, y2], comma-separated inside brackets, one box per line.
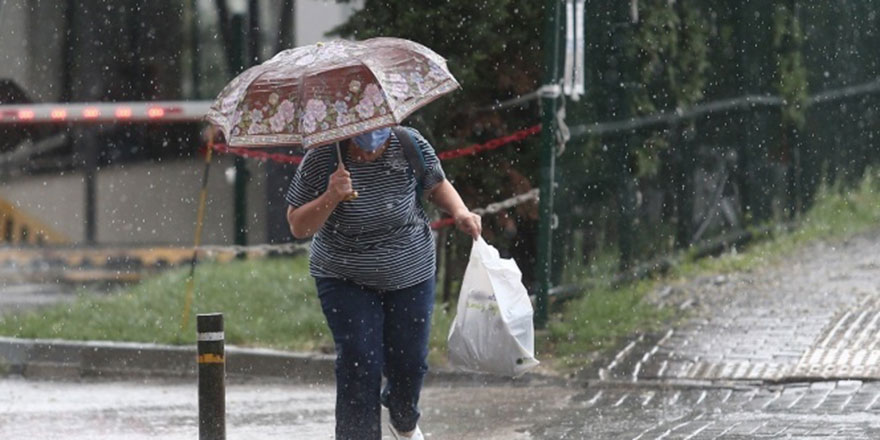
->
[454, 211, 482, 239]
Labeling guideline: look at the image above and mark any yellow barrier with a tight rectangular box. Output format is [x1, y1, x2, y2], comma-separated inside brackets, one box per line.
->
[0, 246, 263, 269]
[0, 247, 192, 268]
[0, 198, 68, 245]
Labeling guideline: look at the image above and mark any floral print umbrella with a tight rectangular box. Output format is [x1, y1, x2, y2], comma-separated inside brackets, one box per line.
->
[206, 38, 459, 149]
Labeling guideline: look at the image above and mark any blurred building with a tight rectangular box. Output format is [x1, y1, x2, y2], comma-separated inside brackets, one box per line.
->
[0, 0, 362, 246]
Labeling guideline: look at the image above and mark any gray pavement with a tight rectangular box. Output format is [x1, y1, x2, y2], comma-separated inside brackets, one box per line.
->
[533, 231, 880, 439]
[532, 381, 880, 438]
[0, 376, 576, 439]
[0, 283, 77, 315]
[3, 231, 880, 438]
[600, 232, 880, 383]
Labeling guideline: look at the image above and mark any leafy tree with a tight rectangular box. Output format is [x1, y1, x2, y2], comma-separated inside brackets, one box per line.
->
[332, 1, 549, 290]
[773, 3, 808, 129]
[333, 1, 544, 143]
[627, 0, 709, 178]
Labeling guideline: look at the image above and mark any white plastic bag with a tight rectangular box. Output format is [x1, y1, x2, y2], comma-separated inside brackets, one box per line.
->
[447, 237, 539, 377]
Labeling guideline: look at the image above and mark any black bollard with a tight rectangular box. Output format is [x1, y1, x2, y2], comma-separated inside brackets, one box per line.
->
[197, 313, 226, 440]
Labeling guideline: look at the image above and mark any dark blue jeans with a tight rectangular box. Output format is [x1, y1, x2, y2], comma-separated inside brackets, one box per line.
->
[315, 277, 435, 440]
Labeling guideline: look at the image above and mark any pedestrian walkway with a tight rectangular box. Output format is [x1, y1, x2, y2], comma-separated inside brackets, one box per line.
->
[539, 231, 880, 439]
[533, 381, 880, 438]
[601, 233, 880, 382]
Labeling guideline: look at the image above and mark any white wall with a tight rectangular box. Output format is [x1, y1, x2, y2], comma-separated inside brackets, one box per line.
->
[1, 0, 364, 102]
[0, 0, 64, 102]
[0, 171, 86, 241]
[296, 0, 364, 45]
[0, 1, 31, 96]
[0, 157, 272, 246]
[0, 0, 363, 245]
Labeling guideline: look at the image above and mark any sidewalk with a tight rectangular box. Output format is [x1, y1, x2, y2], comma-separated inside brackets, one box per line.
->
[599, 231, 880, 383]
[531, 231, 880, 439]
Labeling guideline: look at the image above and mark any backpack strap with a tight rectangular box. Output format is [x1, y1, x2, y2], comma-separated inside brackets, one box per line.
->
[392, 126, 428, 200]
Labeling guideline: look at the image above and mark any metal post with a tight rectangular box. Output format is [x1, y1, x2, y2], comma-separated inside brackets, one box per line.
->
[230, 13, 249, 247]
[233, 155, 249, 246]
[190, 0, 201, 99]
[275, 0, 296, 53]
[535, 0, 564, 329]
[70, 0, 104, 245]
[197, 313, 226, 440]
[247, 0, 262, 66]
[265, 0, 296, 244]
[83, 130, 98, 244]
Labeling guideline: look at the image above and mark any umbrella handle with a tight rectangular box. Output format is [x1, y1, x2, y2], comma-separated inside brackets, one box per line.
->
[337, 143, 359, 201]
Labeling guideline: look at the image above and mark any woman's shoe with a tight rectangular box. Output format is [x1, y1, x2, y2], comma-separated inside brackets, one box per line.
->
[389, 424, 424, 440]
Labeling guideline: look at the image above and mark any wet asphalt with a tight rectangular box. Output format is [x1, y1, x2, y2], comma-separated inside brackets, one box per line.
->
[3, 231, 880, 438]
[0, 376, 574, 439]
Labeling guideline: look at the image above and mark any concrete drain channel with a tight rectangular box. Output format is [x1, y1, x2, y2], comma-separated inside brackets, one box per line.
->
[791, 296, 880, 380]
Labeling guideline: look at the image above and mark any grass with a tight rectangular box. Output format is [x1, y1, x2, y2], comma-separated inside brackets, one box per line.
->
[0, 258, 331, 351]
[545, 280, 674, 367]
[2, 171, 879, 372]
[0, 255, 457, 365]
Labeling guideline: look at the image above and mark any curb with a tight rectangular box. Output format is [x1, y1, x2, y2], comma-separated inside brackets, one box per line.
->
[0, 337, 335, 383]
[0, 337, 564, 387]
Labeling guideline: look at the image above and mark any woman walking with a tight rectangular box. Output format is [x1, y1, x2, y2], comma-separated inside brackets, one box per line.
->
[286, 126, 481, 440]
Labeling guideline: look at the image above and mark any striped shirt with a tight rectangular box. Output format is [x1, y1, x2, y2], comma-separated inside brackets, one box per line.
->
[285, 128, 446, 290]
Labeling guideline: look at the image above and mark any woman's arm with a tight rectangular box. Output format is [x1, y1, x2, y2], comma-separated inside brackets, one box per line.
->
[286, 194, 337, 239]
[287, 163, 353, 239]
[427, 180, 482, 239]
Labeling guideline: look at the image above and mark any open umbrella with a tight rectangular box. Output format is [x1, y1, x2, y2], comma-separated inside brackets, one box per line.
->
[206, 37, 459, 149]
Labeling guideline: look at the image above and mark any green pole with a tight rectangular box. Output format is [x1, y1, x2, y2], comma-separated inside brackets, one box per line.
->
[535, 0, 563, 329]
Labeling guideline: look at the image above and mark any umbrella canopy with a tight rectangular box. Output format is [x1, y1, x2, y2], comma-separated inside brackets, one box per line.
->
[207, 37, 459, 149]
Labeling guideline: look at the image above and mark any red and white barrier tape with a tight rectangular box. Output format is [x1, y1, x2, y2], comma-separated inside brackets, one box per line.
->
[435, 125, 541, 160]
[191, 189, 540, 256]
[195, 241, 311, 257]
[210, 143, 303, 165]
[202, 128, 542, 247]
[208, 125, 541, 164]
[431, 189, 540, 230]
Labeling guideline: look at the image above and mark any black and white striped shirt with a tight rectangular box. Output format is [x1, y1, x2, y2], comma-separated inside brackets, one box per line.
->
[285, 128, 446, 290]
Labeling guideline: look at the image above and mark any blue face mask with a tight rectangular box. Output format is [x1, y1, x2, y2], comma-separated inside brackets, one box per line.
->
[353, 128, 391, 152]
